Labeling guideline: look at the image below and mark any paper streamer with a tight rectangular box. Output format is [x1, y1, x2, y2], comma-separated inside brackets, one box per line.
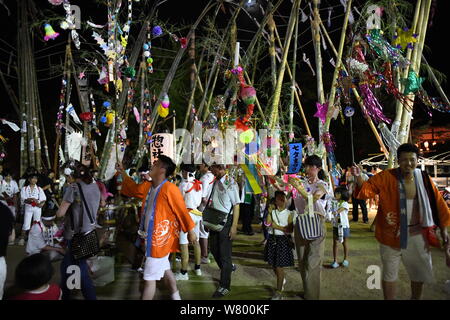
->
[300, 9, 308, 23]
[66, 104, 82, 124]
[287, 143, 302, 174]
[303, 53, 316, 76]
[327, 7, 332, 27]
[241, 164, 262, 195]
[1, 119, 20, 132]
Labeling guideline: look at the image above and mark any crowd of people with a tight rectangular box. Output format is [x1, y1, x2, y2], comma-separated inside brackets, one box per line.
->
[0, 143, 449, 300]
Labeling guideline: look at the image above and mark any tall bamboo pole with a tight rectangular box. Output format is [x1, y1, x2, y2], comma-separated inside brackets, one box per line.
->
[323, 0, 352, 133]
[397, 0, 431, 145]
[273, 25, 311, 136]
[289, 10, 299, 142]
[311, 0, 325, 106]
[268, 0, 301, 129]
[268, 13, 277, 91]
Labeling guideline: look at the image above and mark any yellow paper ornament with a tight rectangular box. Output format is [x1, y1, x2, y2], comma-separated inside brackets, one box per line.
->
[239, 129, 254, 144]
[157, 104, 169, 118]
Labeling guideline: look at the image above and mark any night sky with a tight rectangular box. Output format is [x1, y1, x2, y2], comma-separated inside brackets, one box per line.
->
[0, 0, 449, 176]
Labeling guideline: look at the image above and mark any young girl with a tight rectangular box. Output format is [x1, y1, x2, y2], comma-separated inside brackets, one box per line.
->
[0, 170, 19, 244]
[11, 253, 62, 300]
[331, 186, 350, 268]
[19, 174, 46, 246]
[264, 191, 294, 300]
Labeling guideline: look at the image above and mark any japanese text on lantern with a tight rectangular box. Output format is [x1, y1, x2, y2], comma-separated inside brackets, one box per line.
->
[150, 133, 174, 164]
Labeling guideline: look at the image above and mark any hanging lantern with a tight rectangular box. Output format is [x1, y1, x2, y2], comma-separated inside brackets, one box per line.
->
[105, 110, 115, 127]
[44, 23, 60, 41]
[152, 26, 163, 37]
[239, 130, 254, 144]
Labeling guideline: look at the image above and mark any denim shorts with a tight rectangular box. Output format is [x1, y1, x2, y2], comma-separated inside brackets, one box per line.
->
[333, 227, 350, 238]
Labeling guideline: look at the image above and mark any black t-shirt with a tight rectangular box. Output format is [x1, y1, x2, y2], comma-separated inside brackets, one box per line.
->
[0, 201, 14, 257]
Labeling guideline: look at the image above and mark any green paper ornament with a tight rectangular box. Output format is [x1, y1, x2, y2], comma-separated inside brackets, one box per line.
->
[403, 70, 424, 95]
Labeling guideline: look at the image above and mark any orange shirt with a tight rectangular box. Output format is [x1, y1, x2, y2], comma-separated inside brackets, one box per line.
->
[356, 169, 450, 248]
[120, 174, 194, 258]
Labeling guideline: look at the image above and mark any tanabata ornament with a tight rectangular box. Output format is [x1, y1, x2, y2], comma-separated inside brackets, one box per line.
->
[314, 102, 328, 124]
[344, 106, 355, 117]
[103, 101, 111, 108]
[244, 141, 259, 155]
[79, 112, 93, 122]
[123, 66, 136, 79]
[48, 0, 63, 5]
[402, 70, 424, 95]
[44, 24, 60, 41]
[157, 104, 169, 118]
[133, 107, 140, 123]
[152, 26, 163, 37]
[60, 21, 69, 30]
[161, 94, 170, 108]
[239, 129, 254, 144]
[105, 110, 115, 127]
[100, 116, 107, 123]
[393, 28, 418, 50]
[240, 86, 256, 105]
[180, 37, 188, 48]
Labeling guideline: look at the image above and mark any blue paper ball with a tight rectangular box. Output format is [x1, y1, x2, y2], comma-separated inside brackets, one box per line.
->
[100, 116, 107, 123]
[344, 106, 355, 117]
[143, 43, 149, 50]
[152, 26, 163, 37]
[103, 101, 111, 108]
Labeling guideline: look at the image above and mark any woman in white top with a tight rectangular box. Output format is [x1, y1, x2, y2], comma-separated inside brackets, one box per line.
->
[264, 191, 294, 300]
[19, 174, 46, 245]
[0, 170, 19, 244]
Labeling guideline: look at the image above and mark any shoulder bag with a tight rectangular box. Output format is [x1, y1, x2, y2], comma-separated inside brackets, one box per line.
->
[70, 183, 100, 260]
[295, 194, 324, 241]
[202, 181, 232, 232]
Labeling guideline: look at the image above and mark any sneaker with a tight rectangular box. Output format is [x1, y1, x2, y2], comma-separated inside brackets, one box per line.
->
[175, 272, 189, 281]
[212, 287, 230, 298]
[194, 268, 202, 276]
[330, 261, 339, 268]
[271, 291, 283, 300]
[342, 260, 349, 267]
[201, 257, 210, 264]
[232, 264, 237, 272]
[18, 239, 25, 246]
[137, 267, 144, 273]
[175, 256, 181, 262]
[282, 278, 287, 291]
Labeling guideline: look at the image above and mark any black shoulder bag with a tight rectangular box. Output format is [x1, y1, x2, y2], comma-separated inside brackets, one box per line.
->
[202, 181, 233, 232]
[71, 183, 100, 260]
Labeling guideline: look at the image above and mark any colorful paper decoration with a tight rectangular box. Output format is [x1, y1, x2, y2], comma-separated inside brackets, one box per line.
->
[161, 94, 170, 108]
[393, 27, 418, 50]
[157, 104, 169, 118]
[105, 110, 115, 127]
[287, 143, 302, 174]
[402, 70, 424, 95]
[152, 26, 163, 37]
[359, 82, 391, 124]
[240, 86, 256, 105]
[48, 0, 63, 5]
[240, 164, 262, 195]
[79, 112, 93, 122]
[44, 24, 60, 41]
[239, 130, 254, 144]
[344, 106, 355, 117]
[314, 102, 328, 124]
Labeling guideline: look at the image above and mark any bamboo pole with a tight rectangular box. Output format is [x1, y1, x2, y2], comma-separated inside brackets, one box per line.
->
[318, 19, 389, 158]
[268, 0, 301, 129]
[311, 0, 325, 106]
[289, 9, 299, 142]
[388, 0, 423, 168]
[323, 0, 352, 133]
[397, 0, 431, 145]
[268, 13, 277, 91]
[273, 25, 311, 136]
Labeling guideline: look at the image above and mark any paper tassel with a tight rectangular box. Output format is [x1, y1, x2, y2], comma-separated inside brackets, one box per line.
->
[71, 30, 80, 49]
[300, 9, 308, 23]
[327, 7, 332, 27]
[329, 57, 336, 67]
[1, 119, 20, 132]
[303, 53, 316, 76]
[133, 106, 140, 123]
[379, 123, 401, 154]
[67, 131, 83, 161]
[66, 104, 82, 125]
[359, 83, 391, 124]
[348, 8, 354, 24]
[87, 21, 106, 28]
[59, 146, 65, 164]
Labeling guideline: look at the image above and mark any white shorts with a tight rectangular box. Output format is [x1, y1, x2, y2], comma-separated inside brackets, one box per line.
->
[379, 234, 434, 283]
[198, 219, 209, 239]
[179, 213, 202, 245]
[143, 254, 171, 281]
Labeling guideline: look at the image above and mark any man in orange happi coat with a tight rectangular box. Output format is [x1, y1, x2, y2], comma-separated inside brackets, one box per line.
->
[116, 155, 196, 300]
[353, 143, 450, 300]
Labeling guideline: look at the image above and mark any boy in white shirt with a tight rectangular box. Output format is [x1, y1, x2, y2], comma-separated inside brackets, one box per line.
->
[19, 174, 46, 246]
[26, 214, 65, 261]
[175, 164, 203, 280]
[0, 170, 19, 244]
